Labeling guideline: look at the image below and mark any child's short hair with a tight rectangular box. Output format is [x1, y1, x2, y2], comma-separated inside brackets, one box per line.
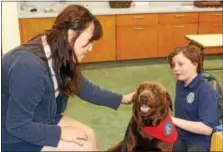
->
[167, 45, 202, 73]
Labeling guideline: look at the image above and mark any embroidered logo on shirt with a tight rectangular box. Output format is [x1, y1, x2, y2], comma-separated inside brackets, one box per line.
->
[164, 122, 173, 136]
[187, 92, 195, 104]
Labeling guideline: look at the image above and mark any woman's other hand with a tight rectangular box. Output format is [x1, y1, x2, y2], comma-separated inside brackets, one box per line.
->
[61, 126, 88, 146]
[122, 91, 136, 104]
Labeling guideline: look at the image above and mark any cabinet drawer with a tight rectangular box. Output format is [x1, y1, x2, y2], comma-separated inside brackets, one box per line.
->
[158, 24, 198, 57]
[117, 26, 158, 60]
[159, 13, 198, 24]
[83, 15, 116, 62]
[199, 12, 223, 23]
[198, 23, 223, 34]
[19, 18, 55, 43]
[116, 14, 158, 26]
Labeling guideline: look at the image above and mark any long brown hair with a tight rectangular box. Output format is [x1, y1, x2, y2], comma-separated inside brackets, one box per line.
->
[45, 5, 102, 97]
[167, 45, 202, 73]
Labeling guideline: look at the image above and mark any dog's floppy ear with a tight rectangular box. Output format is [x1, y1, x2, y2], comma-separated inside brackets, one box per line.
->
[165, 92, 173, 111]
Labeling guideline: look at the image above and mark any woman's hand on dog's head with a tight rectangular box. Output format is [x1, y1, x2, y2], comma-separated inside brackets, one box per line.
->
[121, 91, 136, 104]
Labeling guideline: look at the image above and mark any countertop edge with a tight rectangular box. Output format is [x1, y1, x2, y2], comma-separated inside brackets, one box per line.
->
[18, 6, 223, 18]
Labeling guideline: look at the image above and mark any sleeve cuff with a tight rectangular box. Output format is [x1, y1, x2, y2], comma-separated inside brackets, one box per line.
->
[47, 125, 61, 147]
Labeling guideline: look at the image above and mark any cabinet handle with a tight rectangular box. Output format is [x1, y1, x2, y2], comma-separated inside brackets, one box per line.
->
[133, 27, 144, 30]
[175, 14, 185, 17]
[215, 13, 223, 16]
[174, 25, 184, 28]
[132, 16, 144, 19]
[213, 24, 222, 27]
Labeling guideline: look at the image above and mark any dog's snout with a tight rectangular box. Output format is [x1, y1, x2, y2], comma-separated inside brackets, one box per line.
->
[140, 95, 148, 102]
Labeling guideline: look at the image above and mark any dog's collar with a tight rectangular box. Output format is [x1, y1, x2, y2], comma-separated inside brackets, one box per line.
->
[139, 113, 178, 144]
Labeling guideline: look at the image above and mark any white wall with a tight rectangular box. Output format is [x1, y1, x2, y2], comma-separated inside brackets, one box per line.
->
[2, 2, 21, 54]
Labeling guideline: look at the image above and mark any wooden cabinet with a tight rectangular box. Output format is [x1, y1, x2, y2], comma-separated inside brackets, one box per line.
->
[83, 15, 116, 63]
[116, 14, 158, 26]
[159, 13, 198, 24]
[198, 23, 222, 34]
[199, 12, 223, 23]
[198, 12, 223, 54]
[158, 13, 198, 57]
[117, 26, 158, 60]
[18, 11, 222, 62]
[19, 16, 116, 63]
[116, 14, 158, 60]
[198, 12, 223, 34]
[19, 18, 55, 43]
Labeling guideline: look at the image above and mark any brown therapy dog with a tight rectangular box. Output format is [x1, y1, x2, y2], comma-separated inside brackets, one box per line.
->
[108, 81, 178, 152]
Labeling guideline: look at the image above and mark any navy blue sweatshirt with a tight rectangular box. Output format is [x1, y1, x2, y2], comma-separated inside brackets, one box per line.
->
[2, 38, 122, 147]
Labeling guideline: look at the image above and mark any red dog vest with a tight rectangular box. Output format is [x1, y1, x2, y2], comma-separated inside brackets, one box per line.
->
[140, 114, 178, 144]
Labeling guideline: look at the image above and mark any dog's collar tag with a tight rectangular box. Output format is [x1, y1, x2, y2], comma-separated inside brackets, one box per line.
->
[141, 114, 178, 144]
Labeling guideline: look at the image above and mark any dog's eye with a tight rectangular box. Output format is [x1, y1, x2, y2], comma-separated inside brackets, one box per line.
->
[153, 89, 158, 93]
[151, 87, 159, 95]
[138, 87, 144, 94]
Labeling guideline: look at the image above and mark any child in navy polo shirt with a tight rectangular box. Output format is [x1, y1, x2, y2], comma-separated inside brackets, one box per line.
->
[167, 45, 219, 152]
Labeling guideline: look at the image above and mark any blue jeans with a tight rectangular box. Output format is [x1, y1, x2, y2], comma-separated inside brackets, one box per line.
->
[2, 115, 62, 152]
